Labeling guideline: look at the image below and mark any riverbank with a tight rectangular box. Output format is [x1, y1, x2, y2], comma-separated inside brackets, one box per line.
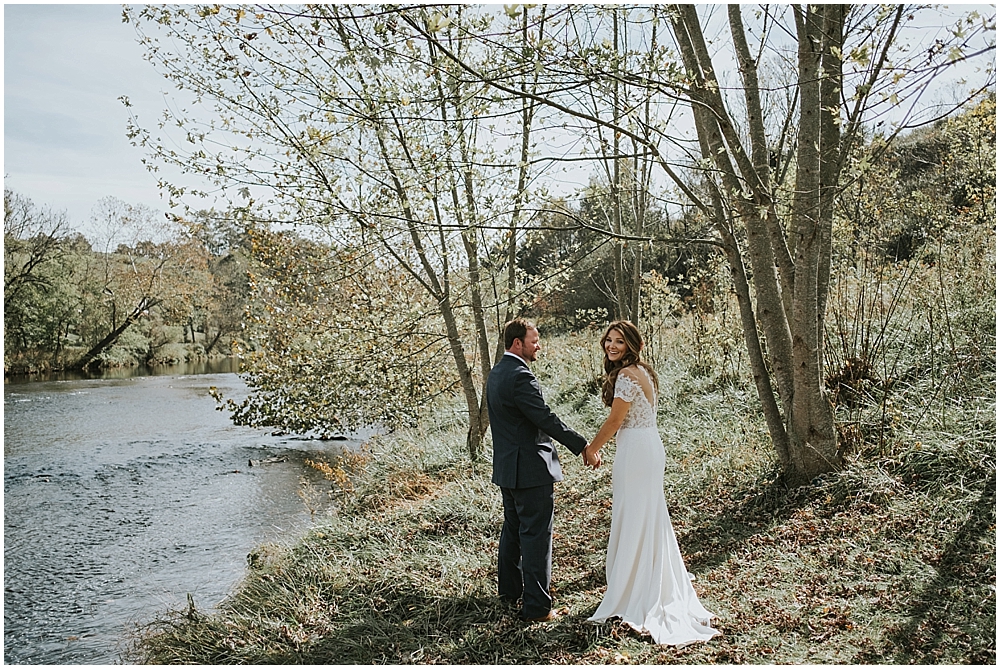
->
[4, 355, 240, 385]
[128, 331, 994, 664]
[4, 341, 236, 377]
[4, 352, 238, 381]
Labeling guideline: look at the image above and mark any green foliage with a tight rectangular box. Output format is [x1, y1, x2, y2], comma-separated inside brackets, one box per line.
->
[128, 95, 995, 661]
[520, 192, 714, 330]
[837, 94, 996, 264]
[213, 227, 448, 437]
[827, 95, 996, 455]
[104, 19, 993, 660]
[148, 323, 189, 364]
[4, 190, 78, 364]
[123, 4, 995, 477]
[3, 190, 252, 374]
[99, 327, 152, 367]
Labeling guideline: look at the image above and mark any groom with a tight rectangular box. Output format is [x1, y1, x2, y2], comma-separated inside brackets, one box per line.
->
[486, 318, 595, 621]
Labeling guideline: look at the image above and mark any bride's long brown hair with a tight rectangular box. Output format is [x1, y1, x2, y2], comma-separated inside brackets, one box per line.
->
[600, 320, 658, 407]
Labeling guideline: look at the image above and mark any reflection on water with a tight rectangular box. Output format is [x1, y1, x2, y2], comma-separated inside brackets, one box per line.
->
[4, 357, 240, 385]
[4, 369, 360, 664]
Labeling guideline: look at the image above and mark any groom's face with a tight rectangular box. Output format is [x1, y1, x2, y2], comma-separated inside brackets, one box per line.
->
[516, 327, 541, 363]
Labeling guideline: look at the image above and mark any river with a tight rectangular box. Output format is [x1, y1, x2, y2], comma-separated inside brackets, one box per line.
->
[4, 362, 361, 664]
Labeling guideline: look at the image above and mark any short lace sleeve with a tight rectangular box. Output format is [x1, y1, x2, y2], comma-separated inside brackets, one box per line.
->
[613, 370, 657, 429]
[614, 374, 643, 403]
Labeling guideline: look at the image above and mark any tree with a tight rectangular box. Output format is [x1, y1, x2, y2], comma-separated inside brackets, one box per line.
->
[518, 189, 711, 330]
[666, 5, 993, 483]
[178, 208, 253, 354]
[128, 4, 563, 457]
[2, 190, 92, 369]
[4, 189, 69, 312]
[567, 6, 669, 322]
[408, 4, 995, 484]
[4, 188, 254, 372]
[129, 5, 994, 479]
[73, 197, 196, 369]
[212, 225, 446, 436]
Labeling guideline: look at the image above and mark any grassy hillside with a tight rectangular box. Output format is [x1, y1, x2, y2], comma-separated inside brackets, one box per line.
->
[130, 96, 995, 665]
[128, 322, 994, 664]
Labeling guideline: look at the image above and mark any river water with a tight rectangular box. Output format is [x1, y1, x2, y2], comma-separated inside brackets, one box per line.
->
[4, 363, 359, 664]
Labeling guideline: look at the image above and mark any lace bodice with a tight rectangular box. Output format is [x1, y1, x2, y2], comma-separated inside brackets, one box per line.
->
[614, 370, 657, 430]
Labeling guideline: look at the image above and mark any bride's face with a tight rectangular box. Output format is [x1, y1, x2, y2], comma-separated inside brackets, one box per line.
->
[604, 329, 627, 362]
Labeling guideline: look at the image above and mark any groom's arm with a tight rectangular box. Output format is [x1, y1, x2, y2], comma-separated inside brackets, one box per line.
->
[511, 368, 588, 455]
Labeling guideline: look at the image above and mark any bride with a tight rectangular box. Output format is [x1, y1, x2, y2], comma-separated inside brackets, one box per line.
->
[584, 320, 718, 646]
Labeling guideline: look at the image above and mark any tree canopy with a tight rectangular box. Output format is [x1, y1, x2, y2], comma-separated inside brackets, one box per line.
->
[125, 4, 994, 480]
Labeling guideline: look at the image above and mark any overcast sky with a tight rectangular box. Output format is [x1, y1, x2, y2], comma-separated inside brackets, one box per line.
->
[4, 3, 178, 237]
[4, 4, 995, 240]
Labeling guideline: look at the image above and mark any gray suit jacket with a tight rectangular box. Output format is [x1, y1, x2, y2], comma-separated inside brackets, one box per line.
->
[486, 353, 587, 488]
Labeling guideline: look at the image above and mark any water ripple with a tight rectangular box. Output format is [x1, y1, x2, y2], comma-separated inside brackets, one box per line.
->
[4, 372, 354, 663]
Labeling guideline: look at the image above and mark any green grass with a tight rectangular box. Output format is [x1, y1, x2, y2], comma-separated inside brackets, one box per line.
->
[128, 328, 995, 664]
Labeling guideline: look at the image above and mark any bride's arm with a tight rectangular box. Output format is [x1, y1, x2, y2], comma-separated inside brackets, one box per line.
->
[584, 398, 630, 462]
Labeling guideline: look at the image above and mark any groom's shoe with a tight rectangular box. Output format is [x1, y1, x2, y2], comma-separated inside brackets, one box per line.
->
[520, 608, 562, 622]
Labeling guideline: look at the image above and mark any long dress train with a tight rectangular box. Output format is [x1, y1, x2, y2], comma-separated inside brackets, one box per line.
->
[587, 369, 718, 646]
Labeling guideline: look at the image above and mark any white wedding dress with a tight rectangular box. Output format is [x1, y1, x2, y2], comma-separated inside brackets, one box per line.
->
[588, 368, 718, 646]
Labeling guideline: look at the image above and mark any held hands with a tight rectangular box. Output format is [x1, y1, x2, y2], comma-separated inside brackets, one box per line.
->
[582, 442, 602, 469]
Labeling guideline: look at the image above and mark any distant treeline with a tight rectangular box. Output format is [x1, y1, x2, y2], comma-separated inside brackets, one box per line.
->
[3, 196, 249, 375]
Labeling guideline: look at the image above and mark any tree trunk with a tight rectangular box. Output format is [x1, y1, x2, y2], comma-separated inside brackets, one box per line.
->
[817, 4, 845, 350]
[673, 3, 841, 485]
[429, 32, 496, 457]
[73, 300, 156, 370]
[719, 225, 792, 467]
[611, 8, 629, 321]
[690, 100, 792, 467]
[786, 5, 840, 484]
[628, 181, 644, 322]
[673, 5, 797, 414]
[483, 4, 545, 438]
[204, 328, 224, 354]
[456, 114, 493, 448]
[54, 319, 65, 357]
[438, 293, 486, 461]
[627, 17, 656, 325]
